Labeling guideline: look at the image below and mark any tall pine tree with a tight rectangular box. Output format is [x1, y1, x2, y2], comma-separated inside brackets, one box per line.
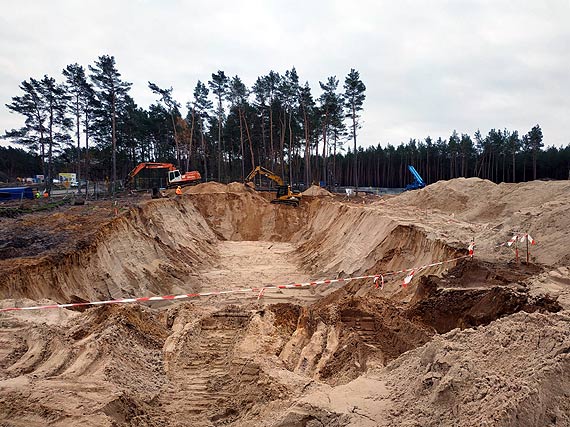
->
[208, 71, 229, 181]
[5, 78, 47, 176]
[343, 69, 366, 188]
[89, 55, 131, 194]
[148, 82, 182, 169]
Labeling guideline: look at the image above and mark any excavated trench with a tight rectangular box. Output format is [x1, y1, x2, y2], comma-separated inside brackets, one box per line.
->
[0, 185, 561, 426]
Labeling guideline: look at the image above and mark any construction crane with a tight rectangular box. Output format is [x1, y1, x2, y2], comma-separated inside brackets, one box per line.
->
[126, 162, 201, 190]
[405, 165, 426, 191]
[245, 166, 302, 207]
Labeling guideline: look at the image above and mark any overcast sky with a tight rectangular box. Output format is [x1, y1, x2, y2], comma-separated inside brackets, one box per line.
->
[1, 0, 569, 149]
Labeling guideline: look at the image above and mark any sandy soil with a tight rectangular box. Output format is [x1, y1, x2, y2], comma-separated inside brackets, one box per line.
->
[0, 178, 569, 426]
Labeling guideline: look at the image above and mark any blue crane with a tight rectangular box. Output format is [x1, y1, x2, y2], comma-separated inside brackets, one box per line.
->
[405, 165, 426, 191]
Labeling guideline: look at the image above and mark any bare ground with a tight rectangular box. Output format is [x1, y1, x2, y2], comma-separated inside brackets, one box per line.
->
[0, 178, 569, 426]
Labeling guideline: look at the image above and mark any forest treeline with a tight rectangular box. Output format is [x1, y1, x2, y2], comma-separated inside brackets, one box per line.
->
[2, 54, 569, 189]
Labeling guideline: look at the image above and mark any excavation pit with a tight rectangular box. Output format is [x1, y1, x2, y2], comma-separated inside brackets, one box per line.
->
[0, 179, 569, 426]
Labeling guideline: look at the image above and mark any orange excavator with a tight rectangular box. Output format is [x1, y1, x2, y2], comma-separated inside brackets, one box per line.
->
[126, 162, 201, 190]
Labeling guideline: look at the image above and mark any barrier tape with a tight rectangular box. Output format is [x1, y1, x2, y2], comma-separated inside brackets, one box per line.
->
[403, 270, 415, 288]
[0, 252, 472, 313]
[497, 233, 536, 248]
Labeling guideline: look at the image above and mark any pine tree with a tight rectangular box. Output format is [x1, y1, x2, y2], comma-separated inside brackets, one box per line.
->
[39, 75, 72, 189]
[228, 76, 253, 179]
[148, 82, 182, 169]
[263, 71, 281, 170]
[89, 55, 132, 194]
[525, 124, 543, 180]
[208, 71, 229, 181]
[63, 63, 95, 185]
[4, 78, 47, 176]
[343, 69, 366, 188]
[279, 68, 299, 182]
[507, 130, 520, 182]
[319, 76, 339, 184]
[298, 82, 315, 186]
[190, 81, 213, 180]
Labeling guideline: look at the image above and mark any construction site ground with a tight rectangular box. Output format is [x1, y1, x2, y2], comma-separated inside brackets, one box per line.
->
[0, 178, 569, 426]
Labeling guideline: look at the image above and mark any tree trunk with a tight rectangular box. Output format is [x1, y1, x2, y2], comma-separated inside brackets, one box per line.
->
[170, 112, 180, 169]
[85, 110, 90, 185]
[47, 103, 54, 192]
[34, 105, 46, 177]
[352, 105, 357, 189]
[187, 109, 196, 171]
[238, 108, 245, 180]
[512, 151, 516, 182]
[288, 111, 293, 185]
[269, 106, 274, 171]
[302, 108, 311, 187]
[75, 95, 81, 182]
[200, 121, 208, 181]
[279, 113, 286, 179]
[111, 88, 117, 196]
[217, 96, 223, 181]
[322, 112, 328, 185]
[242, 110, 255, 174]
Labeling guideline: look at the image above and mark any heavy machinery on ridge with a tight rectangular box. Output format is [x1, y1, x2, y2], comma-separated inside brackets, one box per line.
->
[405, 165, 426, 191]
[245, 166, 302, 207]
[126, 162, 201, 190]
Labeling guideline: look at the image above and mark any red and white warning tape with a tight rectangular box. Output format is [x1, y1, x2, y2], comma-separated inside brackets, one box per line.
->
[497, 233, 536, 247]
[0, 250, 473, 313]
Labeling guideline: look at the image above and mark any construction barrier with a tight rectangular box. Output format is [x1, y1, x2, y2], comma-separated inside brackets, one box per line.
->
[0, 249, 474, 313]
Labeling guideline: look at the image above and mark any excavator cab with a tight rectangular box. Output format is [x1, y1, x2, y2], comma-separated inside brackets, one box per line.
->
[272, 185, 301, 207]
[168, 170, 182, 183]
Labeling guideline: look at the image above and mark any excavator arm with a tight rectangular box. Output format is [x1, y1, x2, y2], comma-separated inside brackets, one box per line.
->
[126, 162, 179, 189]
[127, 162, 175, 181]
[245, 166, 284, 186]
[245, 166, 301, 207]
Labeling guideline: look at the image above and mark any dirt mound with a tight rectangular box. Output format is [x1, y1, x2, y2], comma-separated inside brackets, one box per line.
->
[302, 185, 333, 196]
[0, 304, 168, 426]
[226, 181, 253, 193]
[185, 181, 229, 193]
[406, 260, 561, 333]
[385, 178, 570, 267]
[392, 177, 570, 222]
[382, 310, 570, 426]
[394, 177, 497, 214]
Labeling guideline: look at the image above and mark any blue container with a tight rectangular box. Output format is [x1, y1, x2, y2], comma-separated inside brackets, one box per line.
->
[0, 187, 35, 200]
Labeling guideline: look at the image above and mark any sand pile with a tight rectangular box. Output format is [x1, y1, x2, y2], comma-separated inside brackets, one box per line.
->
[302, 185, 333, 196]
[380, 310, 570, 426]
[392, 177, 570, 222]
[185, 181, 229, 194]
[384, 178, 570, 267]
[0, 304, 168, 426]
[273, 310, 570, 427]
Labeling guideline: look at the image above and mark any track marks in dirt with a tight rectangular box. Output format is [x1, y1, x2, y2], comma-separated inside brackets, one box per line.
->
[155, 307, 290, 426]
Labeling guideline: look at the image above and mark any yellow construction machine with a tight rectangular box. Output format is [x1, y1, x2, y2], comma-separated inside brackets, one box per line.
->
[245, 166, 302, 207]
